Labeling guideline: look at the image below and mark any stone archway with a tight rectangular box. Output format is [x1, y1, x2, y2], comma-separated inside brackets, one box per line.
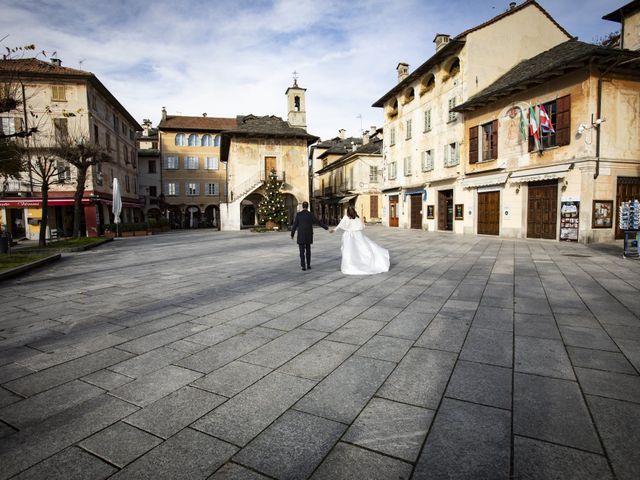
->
[186, 205, 201, 228]
[282, 194, 299, 225]
[244, 193, 264, 226]
[205, 205, 220, 229]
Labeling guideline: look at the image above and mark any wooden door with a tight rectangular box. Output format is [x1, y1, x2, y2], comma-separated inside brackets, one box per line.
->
[410, 195, 422, 229]
[527, 181, 558, 239]
[389, 195, 399, 227]
[370, 195, 378, 219]
[616, 177, 640, 239]
[438, 190, 453, 231]
[265, 156, 276, 178]
[478, 191, 500, 235]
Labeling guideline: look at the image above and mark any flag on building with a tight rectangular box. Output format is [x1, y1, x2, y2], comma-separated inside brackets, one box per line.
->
[529, 105, 540, 141]
[539, 104, 555, 133]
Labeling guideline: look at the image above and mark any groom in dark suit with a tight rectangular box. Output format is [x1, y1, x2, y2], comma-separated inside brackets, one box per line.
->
[291, 201, 328, 271]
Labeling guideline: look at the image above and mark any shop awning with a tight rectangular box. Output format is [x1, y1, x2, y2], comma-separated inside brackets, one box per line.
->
[403, 188, 427, 201]
[338, 195, 357, 204]
[509, 164, 573, 184]
[461, 172, 510, 189]
[0, 198, 90, 207]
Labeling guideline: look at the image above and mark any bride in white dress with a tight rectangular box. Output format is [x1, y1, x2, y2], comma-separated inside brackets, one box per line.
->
[330, 206, 390, 275]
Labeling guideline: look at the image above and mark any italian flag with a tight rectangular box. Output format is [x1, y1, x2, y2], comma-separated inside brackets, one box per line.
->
[529, 105, 540, 141]
[539, 104, 555, 133]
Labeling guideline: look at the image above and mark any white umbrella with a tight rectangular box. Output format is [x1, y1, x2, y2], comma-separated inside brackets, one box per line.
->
[112, 177, 122, 235]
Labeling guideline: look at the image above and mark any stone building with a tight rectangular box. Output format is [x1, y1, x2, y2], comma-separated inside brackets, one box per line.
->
[218, 80, 318, 230]
[136, 119, 161, 220]
[157, 112, 236, 229]
[603, 0, 640, 51]
[0, 57, 141, 238]
[372, 0, 571, 231]
[453, 40, 640, 242]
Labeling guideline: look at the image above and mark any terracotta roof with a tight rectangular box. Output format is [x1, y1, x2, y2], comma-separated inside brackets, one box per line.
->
[315, 138, 382, 175]
[603, 0, 640, 22]
[372, 1, 571, 109]
[0, 58, 141, 130]
[454, 40, 640, 112]
[158, 115, 237, 132]
[455, 0, 571, 41]
[222, 114, 318, 143]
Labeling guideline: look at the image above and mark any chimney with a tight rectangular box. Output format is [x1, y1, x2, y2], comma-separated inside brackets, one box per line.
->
[397, 63, 409, 83]
[509, 2, 517, 10]
[202, 112, 207, 117]
[338, 129, 346, 140]
[161, 107, 167, 121]
[50, 58, 62, 67]
[433, 33, 450, 51]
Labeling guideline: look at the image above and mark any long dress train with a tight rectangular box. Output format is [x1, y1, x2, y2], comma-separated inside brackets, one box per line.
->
[335, 215, 390, 275]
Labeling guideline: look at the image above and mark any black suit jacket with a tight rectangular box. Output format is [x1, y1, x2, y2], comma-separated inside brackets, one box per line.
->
[291, 210, 328, 244]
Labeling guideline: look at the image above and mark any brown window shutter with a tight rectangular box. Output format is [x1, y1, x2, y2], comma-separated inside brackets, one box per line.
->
[469, 126, 478, 164]
[491, 120, 498, 159]
[556, 95, 571, 146]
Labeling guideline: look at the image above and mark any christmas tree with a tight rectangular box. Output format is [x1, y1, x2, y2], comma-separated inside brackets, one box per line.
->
[258, 169, 288, 228]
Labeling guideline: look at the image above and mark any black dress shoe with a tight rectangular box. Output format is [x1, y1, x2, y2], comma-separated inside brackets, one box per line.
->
[307, 265, 312, 270]
[301, 266, 306, 271]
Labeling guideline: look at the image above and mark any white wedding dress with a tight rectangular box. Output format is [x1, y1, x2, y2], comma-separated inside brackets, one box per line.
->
[335, 215, 390, 275]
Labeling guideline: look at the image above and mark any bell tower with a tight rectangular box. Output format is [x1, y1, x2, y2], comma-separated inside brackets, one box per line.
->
[286, 71, 307, 130]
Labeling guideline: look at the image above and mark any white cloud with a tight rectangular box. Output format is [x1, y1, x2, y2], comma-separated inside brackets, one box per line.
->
[1, 0, 624, 139]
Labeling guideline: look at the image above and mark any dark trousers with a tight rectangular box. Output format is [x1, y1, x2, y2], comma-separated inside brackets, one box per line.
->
[298, 243, 311, 268]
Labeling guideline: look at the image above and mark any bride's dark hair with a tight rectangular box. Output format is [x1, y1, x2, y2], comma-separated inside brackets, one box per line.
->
[347, 206, 359, 219]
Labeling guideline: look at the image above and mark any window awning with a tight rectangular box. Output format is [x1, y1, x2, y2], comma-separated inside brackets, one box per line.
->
[461, 172, 510, 189]
[338, 195, 357, 204]
[509, 164, 573, 184]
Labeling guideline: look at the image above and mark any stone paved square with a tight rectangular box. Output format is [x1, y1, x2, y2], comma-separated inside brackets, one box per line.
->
[1, 228, 639, 478]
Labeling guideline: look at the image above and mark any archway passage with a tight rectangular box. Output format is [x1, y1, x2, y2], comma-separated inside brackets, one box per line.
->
[282, 194, 299, 226]
[242, 205, 256, 227]
[244, 193, 264, 227]
[186, 206, 201, 229]
[205, 205, 220, 229]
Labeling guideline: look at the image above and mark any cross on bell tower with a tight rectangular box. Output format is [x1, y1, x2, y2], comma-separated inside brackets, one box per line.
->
[286, 71, 306, 130]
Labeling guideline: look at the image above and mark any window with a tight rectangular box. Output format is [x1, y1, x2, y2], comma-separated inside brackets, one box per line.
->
[125, 175, 130, 193]
[130, 129, 134, 140]
[404, 156, 412, 176]
[188, 133, 199, 146]
[214, 135, 221, 147]
[165, 156, 179, 169]
[185, 156, 199, 169]
[470, 120, 498, 163]
[134, 179, 137, 194]
[201, 134, 213, 146]
[51, 85, 66, 101]
[110, 168, 114, 187]
[57, 160, 71, 182]
[53, 118, 68, 142]
[106, 133, 111, 151]
[421, 150, 434, 171]
[122, 123, 126, 135]
[388, 161, 397, 180]
[175, 133, 186, 146]
[448, 98, 457, 123]
[205, 156, 219, 170]
[95, 163, 103, 186]
[444, 142, 460, 167]
[149, 186, 157, 197]
[113, 113, 118, 130]
[369, 166, 378, 183]
[406, 119, 412, 140]
[206, 183, 217, 195]
[424, 109, 432, 132]
[131, 149, 136, 168]
[0, 117, 19, 138]
[148, 160, 157, 173]
[449, 58, 460, 77]
[186, 182, 199, 195]
[166, 182, 178, 196]
[123, 147, 129, 164]
[94, 125, 99, 144]
[390, 128, 396, 146]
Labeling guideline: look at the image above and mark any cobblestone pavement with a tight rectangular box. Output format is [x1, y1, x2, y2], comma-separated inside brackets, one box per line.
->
[1, 227, 639, 479]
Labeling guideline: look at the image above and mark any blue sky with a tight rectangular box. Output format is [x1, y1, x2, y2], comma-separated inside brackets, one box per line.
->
[1, 0, 625, 140]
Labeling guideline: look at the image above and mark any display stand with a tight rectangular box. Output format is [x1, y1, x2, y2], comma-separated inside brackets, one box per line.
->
[623, 230, 639, 258]
[619, 200, 639, 259]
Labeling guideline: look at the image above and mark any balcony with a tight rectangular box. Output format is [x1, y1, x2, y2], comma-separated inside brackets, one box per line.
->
[264, 170, 286, 183]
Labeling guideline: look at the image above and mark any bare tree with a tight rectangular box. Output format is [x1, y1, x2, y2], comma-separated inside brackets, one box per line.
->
[54, 134, 111, 237]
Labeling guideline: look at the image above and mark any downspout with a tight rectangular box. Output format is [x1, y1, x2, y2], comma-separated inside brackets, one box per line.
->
[594, 77, 602, 179]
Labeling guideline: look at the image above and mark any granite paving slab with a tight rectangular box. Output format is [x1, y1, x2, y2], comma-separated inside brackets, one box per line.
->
[513, 435, 613, 480]
[125, 386, 225, 438]
[559, 325, 620, 352]
[514, 313, 561, 340]
[342, 397, 434, 462]
[513, 373, 601, 453]
[472, 306, 514, 332]
[574, 367, 640, 404]
[325, 318, 385, 345]
[116, 322, 209, 355]
[515, 336, 575, 380]
[294, 355, 395, 424]
[415, 317, 471, 352]
[109, 346, 188, 378]
[209, 463, 270, 479]
[234, 409, 346, 479]
[192, 360, 272, 397]
[378, 347, 457, 409]
[0, 387, 21, 409]
[414, 398, 510, 480]
[110, 365, 202, 407]
[311, 442, 412, 480]
[241, 328, 326, 369]
[567, 346, 637, 375]
[12, 446, 117, 480]
[459, 327, 513, 367]
[445, 360, 512, 410]
[278, 340, 358, 381]
[378, 310, 435, 340]
[79, 421, 163, 467]
[193, 371, 316, 446]
[355, 335, 413, 363]
[111, 428, 237, 480]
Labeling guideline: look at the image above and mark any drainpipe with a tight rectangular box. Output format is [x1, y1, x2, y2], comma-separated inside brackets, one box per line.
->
[593, 77, 602, 180]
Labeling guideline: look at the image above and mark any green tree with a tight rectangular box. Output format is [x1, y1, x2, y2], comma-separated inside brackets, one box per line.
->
[258, 169, 288, 227]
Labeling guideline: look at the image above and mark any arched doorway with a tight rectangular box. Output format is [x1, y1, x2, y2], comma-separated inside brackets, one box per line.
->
[186, 206, 201, 228]
[204, 205, 220, 229]
[282, 194, 299, 225]
[168, 207, 183, 229]
[245, 193, 264, 226]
